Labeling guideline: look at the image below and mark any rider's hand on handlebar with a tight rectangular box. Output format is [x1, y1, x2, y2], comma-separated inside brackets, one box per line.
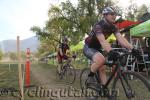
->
[131, 48, 142, 61]
[108, 50, 120, 62]
[72, 54, 76, 59]
[63, 55, 69, 59]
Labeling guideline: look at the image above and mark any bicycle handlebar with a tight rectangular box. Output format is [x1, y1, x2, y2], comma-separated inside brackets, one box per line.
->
[106, 48, 136, 65]
[112, 48, 130, 57]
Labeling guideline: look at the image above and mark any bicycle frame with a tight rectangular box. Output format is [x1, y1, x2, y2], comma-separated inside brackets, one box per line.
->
[104, 62, 119, 87]
[98, 59, 134, 98]
[61, 59, 71, 68]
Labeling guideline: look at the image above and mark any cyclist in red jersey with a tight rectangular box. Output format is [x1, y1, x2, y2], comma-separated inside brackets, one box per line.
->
[57, 36, 70, 74]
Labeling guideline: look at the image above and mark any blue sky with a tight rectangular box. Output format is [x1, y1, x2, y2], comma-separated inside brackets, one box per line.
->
[0, 0, 149, 41]
[0, 0, 55, 41]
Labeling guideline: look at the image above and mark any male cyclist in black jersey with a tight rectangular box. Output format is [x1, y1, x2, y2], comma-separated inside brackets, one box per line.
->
[83, 7, 140, 88]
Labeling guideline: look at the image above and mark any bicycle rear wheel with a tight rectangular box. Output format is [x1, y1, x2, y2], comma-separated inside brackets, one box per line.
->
[80, 68, 100, 100]
[111, 71, 150, 100]
[65, 65, 76, 84]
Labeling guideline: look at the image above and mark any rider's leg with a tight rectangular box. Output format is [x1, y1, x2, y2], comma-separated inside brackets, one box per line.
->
[92, 53, 106, 85]
[98, 65, 107, 85]
[58, 63, 62, 73]
[83, 44, 106, 85]
[57, 57, 63, 74]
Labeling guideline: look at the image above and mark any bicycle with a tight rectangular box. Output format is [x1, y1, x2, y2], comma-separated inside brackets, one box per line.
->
[56, 58, 76, 84]
[80, 48, 150, 100]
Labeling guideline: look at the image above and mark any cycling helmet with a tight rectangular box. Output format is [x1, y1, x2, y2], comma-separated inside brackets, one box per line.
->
[63, 36, 68, 42]
[102, 7, 116, 15]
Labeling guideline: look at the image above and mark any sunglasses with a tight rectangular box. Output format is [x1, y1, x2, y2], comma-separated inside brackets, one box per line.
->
[108, 13, 116, 16]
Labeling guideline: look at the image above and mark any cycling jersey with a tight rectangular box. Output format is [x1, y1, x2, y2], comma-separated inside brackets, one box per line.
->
[85, 19, 119, 51]
[57, 43, 69, 63]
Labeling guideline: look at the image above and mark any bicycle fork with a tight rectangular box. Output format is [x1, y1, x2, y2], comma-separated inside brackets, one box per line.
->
[118, 72, 135, 99]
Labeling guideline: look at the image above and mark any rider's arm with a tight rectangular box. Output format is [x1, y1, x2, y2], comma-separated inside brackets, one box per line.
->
[63, 44, 71, 58]
[66, 50, 72, 58]
[59, 48, 63, 56]
[115, 33, 133, 50]
[58, 44, 63, 56]
[96, 33, 112, 53]
[94, 24, 112, 53]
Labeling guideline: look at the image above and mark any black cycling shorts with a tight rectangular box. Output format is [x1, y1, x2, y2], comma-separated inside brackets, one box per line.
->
[83, 44, 102, 60]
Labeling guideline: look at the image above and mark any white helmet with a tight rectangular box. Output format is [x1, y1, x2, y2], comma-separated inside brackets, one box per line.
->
[63, 36, 68, 42]
[102, 7, 116, 15]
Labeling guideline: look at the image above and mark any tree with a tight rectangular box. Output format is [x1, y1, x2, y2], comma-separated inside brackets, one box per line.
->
[123, 1, 150, 21]
[30, 26, 59, 56]
[46, 0, 118, 44]
[31, 0, 121, 57]
[136, 4, 149, 21]
[125, 1, 138, 21]
[0, 50, 3, 60]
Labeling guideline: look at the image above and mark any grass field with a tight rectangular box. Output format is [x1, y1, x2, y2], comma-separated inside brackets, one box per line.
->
[0, 63, 42, 100]
[0, 63, 19, 88]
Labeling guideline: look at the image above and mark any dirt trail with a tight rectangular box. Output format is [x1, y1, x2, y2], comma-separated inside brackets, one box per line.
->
[30, 64, 87, 100]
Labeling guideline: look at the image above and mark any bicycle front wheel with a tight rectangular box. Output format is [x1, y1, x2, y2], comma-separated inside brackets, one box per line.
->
[80, 68, 90, 90]
[111, 71, 150, 100]
[65, 65, 76, 84]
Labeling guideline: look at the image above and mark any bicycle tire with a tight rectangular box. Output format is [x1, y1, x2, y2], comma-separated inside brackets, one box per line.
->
[111, 71, 150, 100]
[80, 68, 100, 100]
[80, 68, 90, 90]
[65, 65, 76, 84]
[56, 65, 63, 79]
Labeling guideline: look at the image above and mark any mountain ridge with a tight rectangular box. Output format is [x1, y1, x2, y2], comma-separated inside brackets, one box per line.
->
[0, 36, 40, 53]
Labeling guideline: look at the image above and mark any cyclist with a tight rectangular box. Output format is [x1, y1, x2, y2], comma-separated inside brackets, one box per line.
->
[57, 36, 70, 75]
[83, 7, 141, 88]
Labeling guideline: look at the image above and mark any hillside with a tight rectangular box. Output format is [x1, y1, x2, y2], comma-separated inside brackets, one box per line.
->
[0, 36, 40, 53]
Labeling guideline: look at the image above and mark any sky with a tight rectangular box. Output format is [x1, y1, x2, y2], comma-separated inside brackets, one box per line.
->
[0, 0, 150, 41]
[117, 0, 150, 8]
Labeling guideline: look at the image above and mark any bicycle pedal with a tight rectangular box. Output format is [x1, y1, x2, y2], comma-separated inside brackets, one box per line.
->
[86, 82, 102, 91]
[58, 73, 63, 79]
[86, 83, 110, 97]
